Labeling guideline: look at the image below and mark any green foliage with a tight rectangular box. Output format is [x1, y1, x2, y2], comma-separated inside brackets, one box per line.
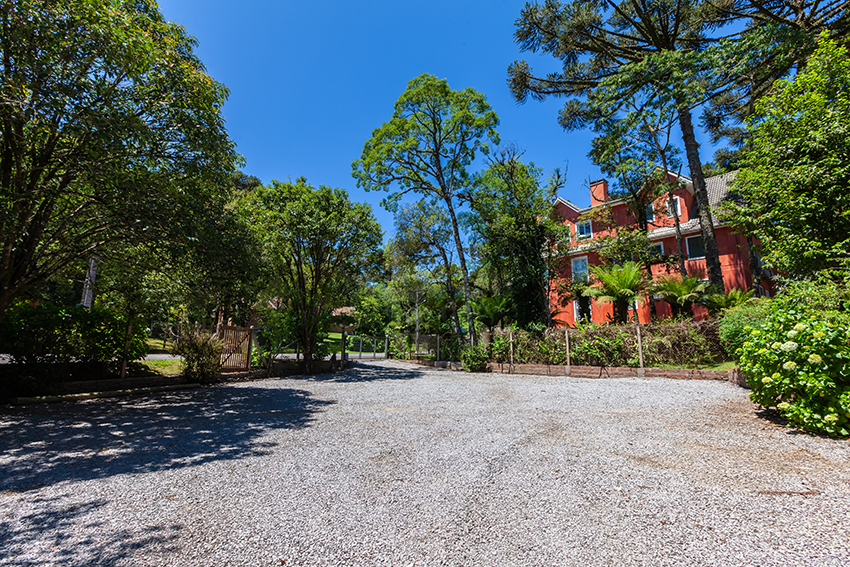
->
[721, 35, 850, 278]
[461, 345, 490, 372]
[740, 313, 850, 437]
[585, 262, 650, 324]
[0, 303, 147, 386]
[241, 180, 382, 370]
[718, 298, 774, 357]
[0, 0, 238, 322]
[253, 309, 298, 374]
[704, 288, 755, 316]
[471, 295, 512, 333]
[652, 275, 710, 319]
[463, 146, 567, 328]
[353, 73, 500, 345]
[170, 327, 224, 384]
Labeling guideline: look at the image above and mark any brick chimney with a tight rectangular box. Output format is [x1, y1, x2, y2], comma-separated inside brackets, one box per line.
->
[589, 179, 609, 206]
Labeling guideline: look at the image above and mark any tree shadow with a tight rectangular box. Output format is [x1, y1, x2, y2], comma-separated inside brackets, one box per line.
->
[0, 493, 183, 566]
[0, 385, 333, 492]
[307, 361, 427, 383]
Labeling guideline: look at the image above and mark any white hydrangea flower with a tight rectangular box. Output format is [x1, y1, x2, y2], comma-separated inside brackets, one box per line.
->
[780, 341, 799, 352]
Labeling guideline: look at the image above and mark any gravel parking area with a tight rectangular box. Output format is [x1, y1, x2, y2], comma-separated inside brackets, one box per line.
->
[1, 360, 848, 566]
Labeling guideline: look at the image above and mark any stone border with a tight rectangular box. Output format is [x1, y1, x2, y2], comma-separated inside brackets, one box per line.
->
[393, 358, 748, 387]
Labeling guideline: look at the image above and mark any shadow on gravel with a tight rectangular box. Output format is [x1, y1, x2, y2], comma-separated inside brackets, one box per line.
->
[0, 493, 182, 566]
[0, 385, 333, 493]
[307, 361, 426, 383]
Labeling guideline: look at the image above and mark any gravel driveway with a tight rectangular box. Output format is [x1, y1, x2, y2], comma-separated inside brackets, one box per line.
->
[1, 360, 848, 566]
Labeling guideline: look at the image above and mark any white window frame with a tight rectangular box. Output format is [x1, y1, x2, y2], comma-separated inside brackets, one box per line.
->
[646, 203, 655, 223]
[686, 234, 705, 260]
[571, 255, 589, 282]
[650, 242, 664, 257]
[577, 220, 592, 240]
[667, 196, 681, 218]
[573, 299, 585, 322]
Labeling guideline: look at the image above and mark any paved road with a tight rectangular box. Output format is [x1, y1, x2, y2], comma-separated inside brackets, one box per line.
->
[1, 360, 848, 566]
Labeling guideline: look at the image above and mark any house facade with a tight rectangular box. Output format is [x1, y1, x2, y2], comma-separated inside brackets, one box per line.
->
[552, 171, 773, 326]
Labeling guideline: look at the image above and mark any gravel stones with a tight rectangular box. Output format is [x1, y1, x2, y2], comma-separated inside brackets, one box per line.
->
[1, 360, 848, 566]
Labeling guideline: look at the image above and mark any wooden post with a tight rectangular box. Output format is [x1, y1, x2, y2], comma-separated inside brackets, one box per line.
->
[373, 337, 377, 359]
[359, 335, 363, 359]
[246, 327, 254, 370]
[636, 324, 645, 377]
[436, 335, 440, 364]
[509, 331, 514, 374]
[384, 336, 389, 359]
[565, 328, 571, 376]
[342, 330, 347, 367]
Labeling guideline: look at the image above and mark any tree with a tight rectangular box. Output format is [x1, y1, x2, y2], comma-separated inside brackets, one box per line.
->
[463, 146, 567, 328]
[242, 180, 382, 371]
[509, 0, 726, 288]
[389, 200, 464, 340]
[353, 73, 500, 345]
[0, 0, 238, 323]
[701, 1, 850, 165]
[720, 35, 850, 278]
[585, 261, 650, 324]
[652, 274, 709, 318]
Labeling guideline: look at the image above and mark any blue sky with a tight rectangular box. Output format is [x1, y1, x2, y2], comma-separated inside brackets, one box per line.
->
[157, 0, 712, 238]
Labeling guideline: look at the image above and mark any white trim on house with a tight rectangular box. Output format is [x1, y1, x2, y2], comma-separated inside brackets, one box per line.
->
[577, 220, 592, 240]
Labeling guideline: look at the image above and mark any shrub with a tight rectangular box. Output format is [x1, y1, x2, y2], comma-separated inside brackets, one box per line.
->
[170, 327, 224, 383]
[0, 302, 147, 382]
[461, 345, 490, 372]
[718, 298, 774, 358]
[740, 311, 850, 437]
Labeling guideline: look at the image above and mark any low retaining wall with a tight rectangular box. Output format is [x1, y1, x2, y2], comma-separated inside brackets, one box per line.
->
[394, 358, 746, 386]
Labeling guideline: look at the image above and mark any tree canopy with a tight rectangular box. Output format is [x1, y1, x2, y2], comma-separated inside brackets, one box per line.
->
[241, 180, 382, 369]
[0, 0, 238, 323]
[353, 73, 500, 345]
[721, 34, 850, 278]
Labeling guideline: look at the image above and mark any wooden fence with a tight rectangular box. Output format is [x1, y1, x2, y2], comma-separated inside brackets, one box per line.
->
[218, 325, 254, 371]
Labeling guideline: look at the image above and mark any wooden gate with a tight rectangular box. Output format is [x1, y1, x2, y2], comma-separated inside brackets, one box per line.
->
[218, 325, 254, 371]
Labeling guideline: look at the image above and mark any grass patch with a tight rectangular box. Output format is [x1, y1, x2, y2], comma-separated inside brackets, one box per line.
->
[145, 337, 171, 355]
[140, 359, 183, 376]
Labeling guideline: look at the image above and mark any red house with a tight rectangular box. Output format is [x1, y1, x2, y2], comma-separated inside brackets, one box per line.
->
[553, 171, 773, 325]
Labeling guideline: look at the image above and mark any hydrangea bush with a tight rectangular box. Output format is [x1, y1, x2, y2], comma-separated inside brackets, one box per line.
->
[739, 310, 850, 437]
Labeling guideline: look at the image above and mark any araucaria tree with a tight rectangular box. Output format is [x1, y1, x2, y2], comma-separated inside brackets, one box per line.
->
[0, 0, 238, 323]
[508, 0, 726, 289]
[720, 35, 850, 278]
[353, 73, 500, 345]
[243, 180, 382, 371]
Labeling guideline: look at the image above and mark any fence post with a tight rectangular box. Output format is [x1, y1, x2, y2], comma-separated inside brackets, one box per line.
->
[636, 324, 645, 377]
[436, 335, 440, 364]
[359, 335, 363, 359]
[246, 327, 254, 370]
[509, 331, 514, 374]
[342, 331, 347, 367]
[373, 337, 377, 359]
[385, 336, 389, 359]
[565, 328, 571, 376]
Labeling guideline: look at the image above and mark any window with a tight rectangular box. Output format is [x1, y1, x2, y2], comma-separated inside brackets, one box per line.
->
[686, 235, 705, 259]
[571, 256, 589, 282]
[646, 204, 655, 222]
[650, 242, 664, 257]
[577, 220, 592, 240]
[667, 196, 681, 218]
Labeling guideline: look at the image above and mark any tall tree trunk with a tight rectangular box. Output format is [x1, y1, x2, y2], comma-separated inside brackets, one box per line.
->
[675, 103, 724, 290]
[438, 249, 464, 341]
[443, 196, 476, 347]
